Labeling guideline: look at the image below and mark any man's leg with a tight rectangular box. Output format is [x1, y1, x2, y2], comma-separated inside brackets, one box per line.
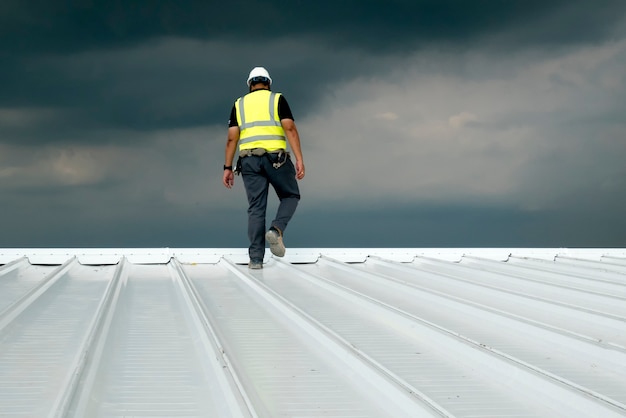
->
[241, 157, 270, 261]
[266, 156, 300, 233]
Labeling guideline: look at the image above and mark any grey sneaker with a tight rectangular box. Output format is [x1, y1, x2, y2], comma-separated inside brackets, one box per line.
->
[265, 228, 285, 257]
[248, 259, 263, 269]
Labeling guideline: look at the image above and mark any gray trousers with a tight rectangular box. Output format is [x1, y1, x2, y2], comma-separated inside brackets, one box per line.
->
[241, 154, 300, 260]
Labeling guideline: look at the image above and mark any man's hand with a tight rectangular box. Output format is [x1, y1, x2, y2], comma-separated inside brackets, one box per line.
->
[223, 169, 234, 188]
[295, 160, 305, 180]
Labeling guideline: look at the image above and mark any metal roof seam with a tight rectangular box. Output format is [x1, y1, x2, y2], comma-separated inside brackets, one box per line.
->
[53, 258, 127, 418]
[361, 256, 626, 352]
[272, 258, 626, 416]
[269, 259, 456, 417]
[221, 257, 448, 417]
[503, 258, 626, 289]
[558, 255, 626, 268]
[459, 257, 626, 301]
[349, 258, 626, 371]
[169, 259, 257, 418]
[66, 258, 129, 417]
[601, 256, 626, 267]
[497, 256, 626, 285]
[558, 257, 626, 276]
[0, 256, 76, 332]
[318, 259, 624, 378]
[408, 257, 626, 323]
[0, 256, 28, 274]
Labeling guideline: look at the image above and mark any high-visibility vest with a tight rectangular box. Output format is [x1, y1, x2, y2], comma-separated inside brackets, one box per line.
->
[235, 90, 287, 151]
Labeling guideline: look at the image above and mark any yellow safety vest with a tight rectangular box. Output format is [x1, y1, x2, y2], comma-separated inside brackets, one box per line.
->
[235, 90, 287, 151]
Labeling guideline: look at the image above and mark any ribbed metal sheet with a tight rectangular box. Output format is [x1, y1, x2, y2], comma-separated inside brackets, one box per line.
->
[1, 248, 625, 417]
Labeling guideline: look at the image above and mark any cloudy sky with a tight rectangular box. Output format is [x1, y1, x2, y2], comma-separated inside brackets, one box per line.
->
[2, 0, 625, 249]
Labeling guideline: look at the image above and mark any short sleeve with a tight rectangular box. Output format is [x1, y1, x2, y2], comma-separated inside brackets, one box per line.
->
[278, 95, 294, 121]
[228, 105, 237, 127]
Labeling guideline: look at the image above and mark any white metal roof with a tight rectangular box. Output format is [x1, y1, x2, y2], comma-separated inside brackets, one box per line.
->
[1, 248, 625, 417]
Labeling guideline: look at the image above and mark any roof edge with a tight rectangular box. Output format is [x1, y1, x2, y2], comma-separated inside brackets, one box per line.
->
[1, 247, 625, 265]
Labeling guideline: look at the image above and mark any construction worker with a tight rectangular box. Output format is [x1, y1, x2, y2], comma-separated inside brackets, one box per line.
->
[223, 67, 305, 269]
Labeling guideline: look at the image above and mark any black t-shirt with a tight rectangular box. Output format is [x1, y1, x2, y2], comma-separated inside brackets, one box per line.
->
[228, 91, 294, 128]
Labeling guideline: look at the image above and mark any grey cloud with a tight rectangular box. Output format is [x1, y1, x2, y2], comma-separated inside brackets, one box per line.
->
[2, 1, 625, 147]
[3, 0, 625, 55]
[295, 39, 626, 216]
[0, 37, 395, 145]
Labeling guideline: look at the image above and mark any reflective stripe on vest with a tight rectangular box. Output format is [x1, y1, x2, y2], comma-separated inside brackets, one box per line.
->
[236, 90, 287, 151]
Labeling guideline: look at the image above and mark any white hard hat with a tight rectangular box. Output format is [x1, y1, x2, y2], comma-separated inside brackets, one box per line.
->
[247, 66, 272, 87]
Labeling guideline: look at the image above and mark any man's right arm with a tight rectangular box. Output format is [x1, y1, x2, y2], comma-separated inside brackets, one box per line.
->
[223, 126, 239, 188]
[223, 105, 239, 188]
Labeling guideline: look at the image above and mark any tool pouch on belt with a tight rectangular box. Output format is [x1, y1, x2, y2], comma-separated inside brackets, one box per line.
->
[265, 150, 289, 169]
[237, 148, 289, 170]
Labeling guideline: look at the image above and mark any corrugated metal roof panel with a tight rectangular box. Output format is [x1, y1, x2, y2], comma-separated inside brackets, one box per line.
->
[1, 248, 625, 417]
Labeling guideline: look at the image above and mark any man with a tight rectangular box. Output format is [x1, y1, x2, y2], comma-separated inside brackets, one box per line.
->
[222, 67, 305, 269]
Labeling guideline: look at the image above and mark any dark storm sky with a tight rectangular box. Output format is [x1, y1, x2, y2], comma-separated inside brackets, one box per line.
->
[2, 0, 625, 248]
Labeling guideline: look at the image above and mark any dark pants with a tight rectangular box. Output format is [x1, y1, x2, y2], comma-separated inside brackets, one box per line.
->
[241, 154, 300, 260]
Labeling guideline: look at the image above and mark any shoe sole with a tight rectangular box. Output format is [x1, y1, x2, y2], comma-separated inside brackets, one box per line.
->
[265, 230, 285, 257]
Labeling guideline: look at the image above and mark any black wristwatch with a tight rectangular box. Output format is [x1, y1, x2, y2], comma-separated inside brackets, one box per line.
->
[223, 165, 233, 171]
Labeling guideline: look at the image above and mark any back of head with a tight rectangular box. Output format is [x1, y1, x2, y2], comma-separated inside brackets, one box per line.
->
[247, 66, 272, 88]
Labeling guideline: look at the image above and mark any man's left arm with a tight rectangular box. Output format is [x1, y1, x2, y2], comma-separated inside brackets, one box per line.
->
[278, 95, 305, 180]
[281, 118, 305, 180]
